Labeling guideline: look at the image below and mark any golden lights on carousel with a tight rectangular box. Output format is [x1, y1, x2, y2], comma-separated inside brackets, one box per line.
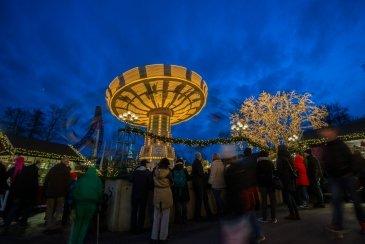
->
[106, 64, 208, 165]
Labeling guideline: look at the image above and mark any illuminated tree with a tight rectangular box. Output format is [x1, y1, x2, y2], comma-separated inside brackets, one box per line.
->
[230, 91, 328, 149]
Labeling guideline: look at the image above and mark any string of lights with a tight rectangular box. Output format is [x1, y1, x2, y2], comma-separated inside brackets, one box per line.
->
[121, 127, 365, 152]
[0, 130, 86, 162]
[120, 127, 270, 150]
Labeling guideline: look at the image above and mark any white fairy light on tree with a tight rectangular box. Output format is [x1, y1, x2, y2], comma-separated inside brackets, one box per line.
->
[231, 91, 328, 149]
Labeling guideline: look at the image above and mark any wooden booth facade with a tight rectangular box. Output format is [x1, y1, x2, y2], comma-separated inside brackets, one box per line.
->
[0, 130, 86, 184]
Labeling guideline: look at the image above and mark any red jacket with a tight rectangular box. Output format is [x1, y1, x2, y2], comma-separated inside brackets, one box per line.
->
[294, 155, 309, 186]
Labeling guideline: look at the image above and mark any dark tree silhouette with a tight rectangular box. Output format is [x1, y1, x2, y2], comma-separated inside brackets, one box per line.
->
[325, 103, 351, 126]
[1, 107, 30, 136]
[27, 109, 45, 139]
[44, 105, 69, 142]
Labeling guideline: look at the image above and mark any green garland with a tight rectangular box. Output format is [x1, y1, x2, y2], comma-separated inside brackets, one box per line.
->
[121, 128, 365, 152]
[291, 133, 365, 152]
[120, 127, 270, 150]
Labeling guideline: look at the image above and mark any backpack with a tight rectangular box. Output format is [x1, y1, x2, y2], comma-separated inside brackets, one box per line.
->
[173, 169, 186, 187]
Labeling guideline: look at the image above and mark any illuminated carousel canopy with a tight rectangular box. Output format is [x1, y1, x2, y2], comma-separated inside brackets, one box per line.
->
[106, 64, 208, 126]
[106, 64, 208, 165]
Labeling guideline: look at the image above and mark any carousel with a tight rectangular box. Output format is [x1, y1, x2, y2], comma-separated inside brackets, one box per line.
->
[106, 64, 208, 166]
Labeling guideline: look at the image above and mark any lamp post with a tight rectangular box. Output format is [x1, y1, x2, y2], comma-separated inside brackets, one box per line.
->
[116, 111, 139, 174]
[231, 121, 249, 154]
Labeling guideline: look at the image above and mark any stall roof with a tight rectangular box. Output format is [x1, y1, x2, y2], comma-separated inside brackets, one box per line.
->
[0, 131, 86, 162]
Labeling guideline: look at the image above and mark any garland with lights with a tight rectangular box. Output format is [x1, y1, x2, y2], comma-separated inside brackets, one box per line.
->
[296, 133, 365, 149]
[0, 130, 86, 162]
[0, 130, 15, 154]
[67, 144, 88, 163]
[13, 147, 85, 162]
[120, 127, 270, 150]
[121, 127, 365, 152]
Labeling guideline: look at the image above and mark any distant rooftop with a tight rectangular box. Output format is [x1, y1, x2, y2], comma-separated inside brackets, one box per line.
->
[302, 118, 365, 140]
[0, 131, 85, 162]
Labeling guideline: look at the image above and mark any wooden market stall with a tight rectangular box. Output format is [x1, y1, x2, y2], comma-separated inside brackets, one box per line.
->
[0, 130, 86, 184]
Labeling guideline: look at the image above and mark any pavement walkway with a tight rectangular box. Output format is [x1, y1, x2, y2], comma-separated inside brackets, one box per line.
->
[1, 203, 364, 244]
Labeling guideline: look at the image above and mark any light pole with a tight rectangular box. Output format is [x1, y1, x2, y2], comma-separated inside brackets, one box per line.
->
[231, 121, 249, 154]
[115, 111, 139, 174]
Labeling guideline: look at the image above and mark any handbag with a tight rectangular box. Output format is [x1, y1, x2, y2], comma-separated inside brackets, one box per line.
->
[272, 176, 283, 190]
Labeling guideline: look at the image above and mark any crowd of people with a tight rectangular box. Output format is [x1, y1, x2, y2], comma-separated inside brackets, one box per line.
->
[0, 125, 365, 243]
[130, 126, 365, 244]
[0, 157, 103, 244]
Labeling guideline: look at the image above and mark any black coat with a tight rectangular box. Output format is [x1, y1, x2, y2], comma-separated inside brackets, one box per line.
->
[191, 158, 205, 187]
[277, 147, 296, 192]
[306, 155, 322, 182]
[130, 166, 152, 200]
[257, 157, 275, 187]
[322, 139, 353, 177]
[44, 163, 70, 198]
[7, 165, 39, 201]
[239, 156, 258, 189]
[0, 162, 7, 194]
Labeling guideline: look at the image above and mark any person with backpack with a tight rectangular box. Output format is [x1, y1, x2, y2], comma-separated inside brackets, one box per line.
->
[172, 158, 190, 224]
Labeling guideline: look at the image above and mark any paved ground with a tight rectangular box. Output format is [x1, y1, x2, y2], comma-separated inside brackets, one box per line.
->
[1, 203, 364, 244]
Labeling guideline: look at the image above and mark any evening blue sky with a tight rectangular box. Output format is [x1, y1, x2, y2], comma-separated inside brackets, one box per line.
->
[1, 0, 365, 158]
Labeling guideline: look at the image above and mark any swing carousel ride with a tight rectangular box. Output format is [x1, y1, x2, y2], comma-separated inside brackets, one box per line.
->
[106, 64, 208, 166]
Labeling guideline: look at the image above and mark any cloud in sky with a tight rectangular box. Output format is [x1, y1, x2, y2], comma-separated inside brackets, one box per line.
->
[1, 0, 365, 156]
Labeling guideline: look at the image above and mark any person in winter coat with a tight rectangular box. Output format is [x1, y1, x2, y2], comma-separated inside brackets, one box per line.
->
[62, 171, 78, 226]
[353, 150, 365, 191]
[43, 157, 71, 231]
[208, 153, 226, 217]
[0, 160, 7, 196]
[151, 158, 173, 243]
[304, 148, 325, 208]
[69, 167, 103, 244]
[172, 158, 190, 224]
[277, 145, 300, 220]
[3, 156, 38, 232]
[191, 152, 212, 220]
[130, 159, 152, 233]
[0, 160, 9, 217]
[319, 126, 365, 234]
[2, 156, 39, 231]
[257, 151, 277, 223]
[294, 152, 310, 208]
